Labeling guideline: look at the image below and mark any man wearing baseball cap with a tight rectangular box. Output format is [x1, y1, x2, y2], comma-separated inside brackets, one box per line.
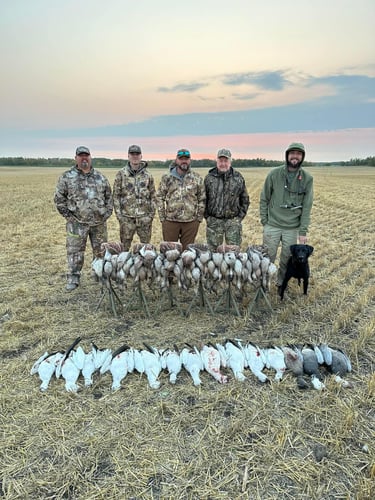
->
[156, 148, 206, 250]
[54, 146, 113, 291]
[204, 148, 249, 250]
[113, 145, 156, 250]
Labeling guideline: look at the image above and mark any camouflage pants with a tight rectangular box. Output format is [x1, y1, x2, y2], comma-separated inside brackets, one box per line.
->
[119, 216, 153, 251]
[206, 216, 242, 250]
[66, 220, 108, 282]
[262, 224, 298, 285]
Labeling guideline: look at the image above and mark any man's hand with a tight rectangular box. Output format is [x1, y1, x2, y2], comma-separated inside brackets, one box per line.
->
[299, 235, 308, 244]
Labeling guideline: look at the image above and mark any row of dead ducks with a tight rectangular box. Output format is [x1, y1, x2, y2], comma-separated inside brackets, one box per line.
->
[91, 241, 277, 292]
[31, 337, 352, 393]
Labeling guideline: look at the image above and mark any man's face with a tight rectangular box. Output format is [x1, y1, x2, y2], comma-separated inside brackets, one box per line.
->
[287, 150, 303, 169]
[176, 155, 191, 173]
[216, 156, 231, 173]
[75, 153, 91, 171]
[128, 152, 142, 168]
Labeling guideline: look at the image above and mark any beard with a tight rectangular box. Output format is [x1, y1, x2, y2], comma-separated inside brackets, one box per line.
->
[178, 162, 189, 171]
[287, 159, 302, 169]
[80, 160, 90, 170]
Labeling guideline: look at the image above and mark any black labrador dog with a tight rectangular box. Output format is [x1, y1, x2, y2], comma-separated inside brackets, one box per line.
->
[279, 244, 314, 300]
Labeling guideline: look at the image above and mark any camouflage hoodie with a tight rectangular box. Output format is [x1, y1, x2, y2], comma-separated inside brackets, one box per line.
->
[113, 161, 156, 220]
[259, 143, 313, 235]
[54, 166, 113, 225]
[204, 167, 250, 220]
[156, 165, 206, 222]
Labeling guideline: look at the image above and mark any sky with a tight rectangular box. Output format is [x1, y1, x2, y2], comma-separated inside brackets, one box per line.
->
[1, 0, 374, 161]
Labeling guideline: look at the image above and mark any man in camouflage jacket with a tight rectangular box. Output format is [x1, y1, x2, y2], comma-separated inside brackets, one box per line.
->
[204, 148, 250, 250]
[54, 146, 113, 291]
[156, 148, 206, 250]
[113, 144, 156, 250]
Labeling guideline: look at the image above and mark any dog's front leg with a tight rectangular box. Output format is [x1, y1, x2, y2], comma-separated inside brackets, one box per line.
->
[279, 280, 289, 300]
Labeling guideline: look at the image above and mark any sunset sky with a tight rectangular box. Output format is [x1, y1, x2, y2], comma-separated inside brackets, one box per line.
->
[1, 0, 374, 161]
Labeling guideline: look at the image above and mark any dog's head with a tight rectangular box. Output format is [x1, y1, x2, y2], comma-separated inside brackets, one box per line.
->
[290, 244, 314, 263]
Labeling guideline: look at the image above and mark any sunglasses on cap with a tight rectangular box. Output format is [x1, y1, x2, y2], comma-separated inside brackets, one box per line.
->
[177, 150, 190, 158]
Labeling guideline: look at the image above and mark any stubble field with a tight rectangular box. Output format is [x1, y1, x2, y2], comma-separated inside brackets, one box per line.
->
[0, 166, 374, 500]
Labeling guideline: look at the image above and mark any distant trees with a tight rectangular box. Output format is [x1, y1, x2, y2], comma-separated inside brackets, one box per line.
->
[0, 157, 71, 167]
[348, 156, 375, 166]
[90, 158, 272, 170]
[0, 157, 281, 169]
[0, 156, 374, 168]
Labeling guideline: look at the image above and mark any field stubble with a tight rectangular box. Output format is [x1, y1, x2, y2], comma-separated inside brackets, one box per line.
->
[0, 166, 374, 499]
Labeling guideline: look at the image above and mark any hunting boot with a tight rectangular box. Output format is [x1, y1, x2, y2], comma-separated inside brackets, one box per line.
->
[66, 273, 80, 292]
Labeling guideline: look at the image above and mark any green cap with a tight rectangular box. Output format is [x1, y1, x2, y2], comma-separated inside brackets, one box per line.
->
[286, 142, 305, 154]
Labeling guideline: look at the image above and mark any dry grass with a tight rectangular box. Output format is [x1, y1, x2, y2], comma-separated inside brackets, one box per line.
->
[0, 166, 374, 500]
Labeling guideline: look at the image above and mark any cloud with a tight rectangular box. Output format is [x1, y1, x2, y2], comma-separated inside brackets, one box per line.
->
[232, 92, 260, 101]
[222, 70, 288, 90]
[197, 95, 226, 101]
[307, 74, 375, 101]
[155, 70, 375, 105]
[157, 82, 208, 93]
[18, 95, 374, 140]
[156, 70, 290, 96]
[2, 70, 374, 152]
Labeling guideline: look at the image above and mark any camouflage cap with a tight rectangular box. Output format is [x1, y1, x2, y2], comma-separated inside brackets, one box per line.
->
[76, 146, 90, 155]
[217, 148, 231, 159]
[128, 144, 142, 154]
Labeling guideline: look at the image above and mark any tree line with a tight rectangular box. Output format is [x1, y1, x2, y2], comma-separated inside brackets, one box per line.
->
[0, 156, 374, 168]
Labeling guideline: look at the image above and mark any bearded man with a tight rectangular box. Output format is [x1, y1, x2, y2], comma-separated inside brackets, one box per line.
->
[259, 142, 314, 292]
[54, 146, 113, 291]
[156, 148, 206, 250]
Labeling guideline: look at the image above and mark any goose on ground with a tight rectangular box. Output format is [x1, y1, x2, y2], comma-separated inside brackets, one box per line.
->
[141, 344, 163, 389]
[161, 347, 182, 384]
[281, 345, 309, 389]
[224, 339, 246, 381]
[200, 344, 228, 384]
[107, 345, 132, 391]
[180, 345, 204, 386]
[244, 343, 269, 383]
[32, 352, 64, 392]
[263, 346, 286, 381]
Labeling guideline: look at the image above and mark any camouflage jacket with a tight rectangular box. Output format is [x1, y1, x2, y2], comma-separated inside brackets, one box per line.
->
[54, 166, 113, 225]
[113, 162, 156, 220]
[156, 166, 206, 222]
[204, 167, 250, 220]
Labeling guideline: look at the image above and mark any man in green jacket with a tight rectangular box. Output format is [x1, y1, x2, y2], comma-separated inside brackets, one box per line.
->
[259, 142, 313, 292]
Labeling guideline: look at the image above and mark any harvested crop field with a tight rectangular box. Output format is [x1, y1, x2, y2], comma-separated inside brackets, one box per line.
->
[0, 166, 374, 500]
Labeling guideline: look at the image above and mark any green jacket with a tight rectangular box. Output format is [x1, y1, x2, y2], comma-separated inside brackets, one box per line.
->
[113, 162, 156, 220]
[259, 165, 313, 235]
